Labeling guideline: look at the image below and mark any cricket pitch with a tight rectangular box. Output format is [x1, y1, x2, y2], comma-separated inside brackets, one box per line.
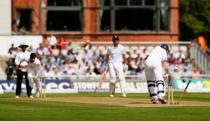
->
[37, 97, 210, 107]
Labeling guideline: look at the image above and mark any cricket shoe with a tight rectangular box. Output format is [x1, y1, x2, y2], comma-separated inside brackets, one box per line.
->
[158, 98, 167, 104]
[151, 97, 158, 104]
[110, 94, 114, 97]
[35, 92, 40, 98]
[15, 96, 20, 99]
[152, 101, 158, 104]
[122, 93, 127, 97]
[35, 94, 40, 98]
[29, 95, 34, 99]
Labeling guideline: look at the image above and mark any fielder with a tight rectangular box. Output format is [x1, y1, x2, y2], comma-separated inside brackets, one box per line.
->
[106, 35, 127, 97]
[27, 53, 43, 98]
[144, 44, 169, 104]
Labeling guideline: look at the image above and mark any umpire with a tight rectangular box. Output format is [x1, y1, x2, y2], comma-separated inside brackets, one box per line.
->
[15, 43, 32, 98]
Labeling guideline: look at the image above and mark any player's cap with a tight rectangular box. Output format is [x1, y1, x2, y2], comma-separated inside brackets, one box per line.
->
[112, 35, 119, 41]
[160, 44, 169, 51]
[18, 42, 29, 48]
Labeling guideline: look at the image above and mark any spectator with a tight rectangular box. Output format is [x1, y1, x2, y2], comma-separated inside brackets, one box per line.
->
[6, 44, 17, 80]
[47, 34, 57, 48]
[57, 36, 67, 49]
[92, 61, 101, 74]
[8, 43, 16, 54]
[181, 67, 192, 78]
[171, 66, 181, 79]
[51, 45, 59, 57]
[83, 40, 92, 50]
[90, 49, 99, 61]
[140, 48, 148, 59]
[192, 67, 200, 79]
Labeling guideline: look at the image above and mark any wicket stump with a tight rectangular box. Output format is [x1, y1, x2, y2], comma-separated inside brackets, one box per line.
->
[167, 75, 174, 104]
[40, 78, 46, 98]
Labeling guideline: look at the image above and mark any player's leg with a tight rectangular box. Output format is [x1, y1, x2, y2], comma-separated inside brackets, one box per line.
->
[34, 78, 41, 98]
[108, 63, 117, 97]
[115, 63, 127, 97]
[28, 73, 34, 88]
[28, 77, 35, 97]
[154, 66, 166, 104]
[145, 66, 158, 103]
[25, 72, 32, 98]
[16, 70, 23, 98]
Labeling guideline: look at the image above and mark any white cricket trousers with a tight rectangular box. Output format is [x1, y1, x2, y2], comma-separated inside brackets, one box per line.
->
[108, 62, 127, 95]
[28, 72, 41, 97]
[144, 63, 165, 102]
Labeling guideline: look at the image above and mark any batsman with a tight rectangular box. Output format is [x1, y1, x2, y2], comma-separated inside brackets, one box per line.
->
[27, 53, 43, 98]
[106, 35, 127, 97]
[144, 44, 170, 104]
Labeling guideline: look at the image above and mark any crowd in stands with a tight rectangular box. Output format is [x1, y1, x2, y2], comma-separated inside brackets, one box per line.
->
[6, 36, 201, 80]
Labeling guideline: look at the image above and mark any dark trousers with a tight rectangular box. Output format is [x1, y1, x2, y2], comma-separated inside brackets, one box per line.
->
[7, 68, 14, 80]
[16, 70, 32, 97]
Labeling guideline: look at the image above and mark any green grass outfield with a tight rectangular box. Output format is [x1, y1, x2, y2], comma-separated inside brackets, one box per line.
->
[0, 93, 210, 121]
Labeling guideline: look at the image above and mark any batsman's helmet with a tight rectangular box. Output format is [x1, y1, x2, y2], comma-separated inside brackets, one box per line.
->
[160, 44, 169, 51]
[112, 34, 119, 41]
[30, 53, 36, 59]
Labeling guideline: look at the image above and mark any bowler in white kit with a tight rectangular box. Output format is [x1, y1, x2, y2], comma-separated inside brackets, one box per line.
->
[144, 44, 169, 104]
[106, 35, 127, 97]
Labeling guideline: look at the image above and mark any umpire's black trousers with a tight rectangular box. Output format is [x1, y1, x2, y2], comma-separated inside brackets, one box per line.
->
[16, 69, 32, 97]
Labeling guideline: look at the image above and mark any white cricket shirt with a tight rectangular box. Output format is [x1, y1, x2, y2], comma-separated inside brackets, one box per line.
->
[107, 44, 125, 63]
[27, 58, 42, 78]
[145, 46, 167, 66]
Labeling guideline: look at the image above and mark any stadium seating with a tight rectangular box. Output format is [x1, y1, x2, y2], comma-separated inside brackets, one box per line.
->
[3, 42, 199, 80]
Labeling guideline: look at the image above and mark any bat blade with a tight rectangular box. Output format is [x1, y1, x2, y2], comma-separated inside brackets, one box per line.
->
[96, 73, 106, 90]
[95, 69, 107, 92]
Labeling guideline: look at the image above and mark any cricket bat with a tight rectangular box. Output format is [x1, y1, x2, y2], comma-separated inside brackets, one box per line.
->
[95, 66, 108, 91]
[177, 79, 192, 104]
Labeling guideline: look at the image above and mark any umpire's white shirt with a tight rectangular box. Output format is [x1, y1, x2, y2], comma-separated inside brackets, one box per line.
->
[15, 51, 30, 66]
[28, 58, 42, 78]
[107, 44, 125, 63]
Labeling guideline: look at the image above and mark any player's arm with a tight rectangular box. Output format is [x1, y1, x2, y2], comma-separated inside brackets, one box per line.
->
[122, 46, 127, 64]
[123, 54, 127, 64]
[162, 60, 169, 69]
[162, 48, 169, 69]
[34, 58, 43, 77]
[105, 53, 109, 64]
[14, 53, 23, 70]
[105, 47, 109, 64]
